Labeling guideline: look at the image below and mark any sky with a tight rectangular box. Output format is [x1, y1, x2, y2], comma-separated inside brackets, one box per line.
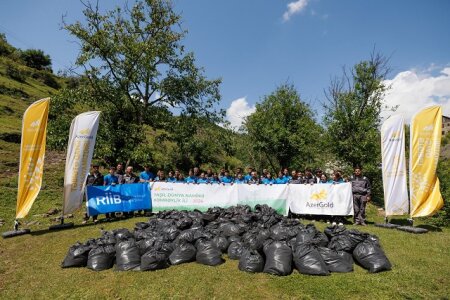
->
[0, 0, 449, 128]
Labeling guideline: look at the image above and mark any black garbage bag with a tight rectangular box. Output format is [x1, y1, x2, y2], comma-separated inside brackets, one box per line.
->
[353, 237, 391, 273]
[196, 240, 224, 266]
[228, 235, 242, 243]
[317, 247, 353, 273]
[227, 241, 245, 260]
[87, 245, 115, 271]
[135, 222, 150, 230]
[293, 242, 329, 276]
[212, 235, 229, 253]
[162, 225, 180, 241]
[312, 232, 329, 247]
[238, 249, 264, 273]
[242, 233, 264, 251]
[176, 229, 197, 244]
[169, 243, 197, 265]
[61, 243, 91, 268]
[296, 228, 316, 244]
[270, 224, 290, 241]
[220, 223, 243, 237]
[141, 250, 169, 271]
[137, 237, 159, 255]
[114, 228, 133, 241]
[263, 241, 292, 276]
[116, 240, 141, 271]
[175, 218, 193, 230]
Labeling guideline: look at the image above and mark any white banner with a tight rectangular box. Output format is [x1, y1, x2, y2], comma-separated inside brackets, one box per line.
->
[63, 111, 101, 214]
[288, 183, 354, 215]
[151, 183, 353, 216]
[381, 115, 409, 216]
[151, 182, 238, 212]
[236, 184, 289, 215]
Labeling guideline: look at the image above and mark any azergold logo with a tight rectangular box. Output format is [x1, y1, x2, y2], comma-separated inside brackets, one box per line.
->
[310, 189, 328, 200]
[79, 128, 90, 135]
[423, 124, 433, 131]
[30, 120, 40, 127]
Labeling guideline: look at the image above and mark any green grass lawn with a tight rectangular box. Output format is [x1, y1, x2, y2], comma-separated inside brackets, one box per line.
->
[1, 205, 449, 299]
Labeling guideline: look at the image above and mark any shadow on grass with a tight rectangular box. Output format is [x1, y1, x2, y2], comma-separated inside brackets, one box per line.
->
[29, 217, 137, 236]
[416, 224, 443, 232]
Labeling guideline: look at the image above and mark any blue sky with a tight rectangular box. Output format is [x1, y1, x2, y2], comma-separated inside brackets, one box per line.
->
[1, 0, 449, 126]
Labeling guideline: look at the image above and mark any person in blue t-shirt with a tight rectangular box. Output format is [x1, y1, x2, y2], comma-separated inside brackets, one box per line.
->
[283, 168, 292, 182]
[330, 171, 344, 184]
[244, 167, 253, 182]
[185, 169, 197, 183]
[209, 173, 220, 184]
[262, 172, 275, 185]
[167, 170, 177, 182]
[197, 172, 209, 184]
[275, 171, 287, 184]
[220, 170, 234, 184]
[104, 167, 119, 185]
[139, 165, 155, 182]
[234, 173, 246, 184]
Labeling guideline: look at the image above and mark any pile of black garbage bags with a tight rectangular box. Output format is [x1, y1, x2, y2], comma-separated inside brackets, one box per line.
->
[62, 205, 391, 275]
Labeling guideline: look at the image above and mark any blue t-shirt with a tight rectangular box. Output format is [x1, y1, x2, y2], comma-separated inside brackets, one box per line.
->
[140, 171, 155, 181]
[185, 176, 197, 183]
[275, 177, 287, 184]
[329, 179, 344, 184]
[283, 175, 292, 182]
[167, 177, 177, 183]
[220, 176, 234, 184]
[234, 178, 246, 184]
[104, 174, 119, 185]
[197, 178, 209, 184]
[262, 178, 275, 184]
[244, 174, 252, 181]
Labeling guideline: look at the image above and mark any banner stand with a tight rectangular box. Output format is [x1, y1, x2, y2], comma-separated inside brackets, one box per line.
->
[1, 220, 31, 239]
[49, 216, 74, 230]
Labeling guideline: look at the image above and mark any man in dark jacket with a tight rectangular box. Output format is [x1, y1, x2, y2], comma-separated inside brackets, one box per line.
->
[350, 166, 371, 226]
[83, 165, 104, 224]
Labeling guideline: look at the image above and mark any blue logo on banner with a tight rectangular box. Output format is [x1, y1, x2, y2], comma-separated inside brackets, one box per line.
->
[87, 183, 151, 216]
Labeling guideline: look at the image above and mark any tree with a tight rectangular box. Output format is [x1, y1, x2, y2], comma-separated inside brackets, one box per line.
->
[323, 52, 393, 203]
[20, 49, 52, 70]
[323, 53, 392, 168]
[244, 84, 324, 172]
[53, 0, 223, 165]
[63, 0, 222, 125]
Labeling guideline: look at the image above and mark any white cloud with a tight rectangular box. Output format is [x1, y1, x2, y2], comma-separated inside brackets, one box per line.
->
[283, 0, 309, 22]
[383, 66, 450, 122]
[226, 97, 256, 130]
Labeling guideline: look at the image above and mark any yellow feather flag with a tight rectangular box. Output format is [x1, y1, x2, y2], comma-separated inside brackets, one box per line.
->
[410, 105, 444, 218]
[16, 98, 50, 219]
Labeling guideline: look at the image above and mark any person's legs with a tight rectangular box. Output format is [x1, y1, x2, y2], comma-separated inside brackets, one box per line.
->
[353, 195, 362, 224]
[359, 195, 368, 225]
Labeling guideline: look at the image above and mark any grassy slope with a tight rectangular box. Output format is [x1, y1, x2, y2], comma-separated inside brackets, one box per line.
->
[0, 56, 449, 299]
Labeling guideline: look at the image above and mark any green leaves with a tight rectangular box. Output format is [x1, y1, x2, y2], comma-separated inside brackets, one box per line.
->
[244, 84, 323, 170]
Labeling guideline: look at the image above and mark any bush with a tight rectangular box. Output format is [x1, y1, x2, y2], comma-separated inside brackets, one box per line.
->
[20, 49, 52, 70]
[426, 159, 450, 227]
[40, 71, 60, 89]
[6, 63, 26, 82]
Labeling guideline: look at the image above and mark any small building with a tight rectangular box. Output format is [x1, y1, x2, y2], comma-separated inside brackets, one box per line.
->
[443, 115, 450, 136]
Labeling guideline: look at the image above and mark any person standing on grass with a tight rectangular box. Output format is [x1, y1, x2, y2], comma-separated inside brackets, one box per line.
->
[234, 173, 247, 184]
[247, 171, 260, 184]
[261, 172, 275, 185]
[350, 166, 371, 226]
[103, 166, 119, 220]
[83, 165, 104, 224]
[303, 168, 315, 184]
[197, 172, 209, 184]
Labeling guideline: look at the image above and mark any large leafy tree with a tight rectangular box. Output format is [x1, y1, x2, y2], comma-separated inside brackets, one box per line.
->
[52, 0, 223, 164]
[323, 53, 393, 203]
[323, 52, 392, 168]
[244, 84, 324, 171]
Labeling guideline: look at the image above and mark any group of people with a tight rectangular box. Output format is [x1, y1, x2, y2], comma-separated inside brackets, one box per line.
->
[84, 164, 371, 226]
